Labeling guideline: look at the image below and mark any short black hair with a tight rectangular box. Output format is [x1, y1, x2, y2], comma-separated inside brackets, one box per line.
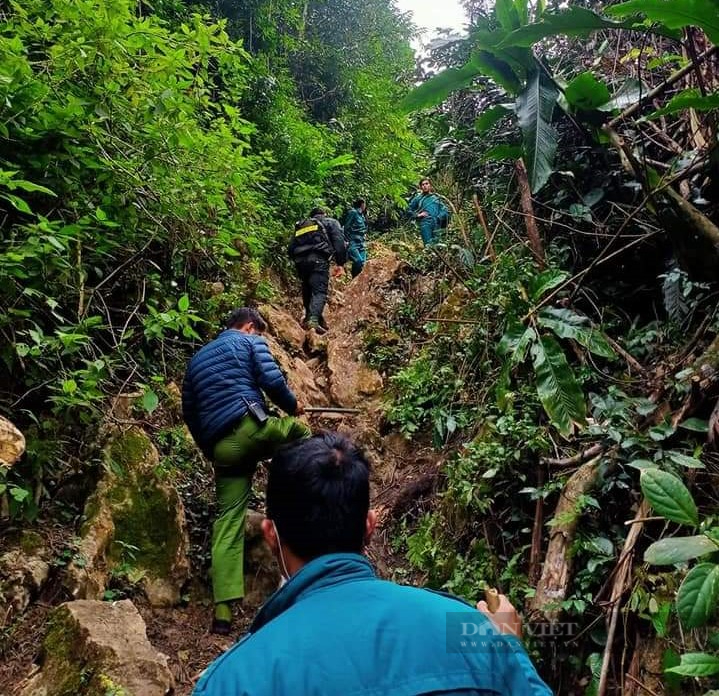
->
[353, 198, 365, 209]
[267, 432, 371, 560]
[225, 307, 267, 331]
[309, 207, 325, 217]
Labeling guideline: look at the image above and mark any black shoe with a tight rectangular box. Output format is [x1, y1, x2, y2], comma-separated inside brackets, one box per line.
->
[210, 618, 232, 635]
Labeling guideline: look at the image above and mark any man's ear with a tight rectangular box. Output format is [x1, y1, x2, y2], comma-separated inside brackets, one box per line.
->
[364, 509, 378, 546]
[262, 518, 279, 552]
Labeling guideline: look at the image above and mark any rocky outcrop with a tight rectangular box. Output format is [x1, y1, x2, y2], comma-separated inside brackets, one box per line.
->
[0, 415, 25, 466]
[20, 600, 173, 696]
[326, 256, 406, 407]
[65, 427, 190, 607]
[0, 532, 50, 627]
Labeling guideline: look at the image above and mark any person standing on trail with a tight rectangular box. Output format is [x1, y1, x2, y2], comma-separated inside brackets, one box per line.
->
[288, 207, 347, 334]
[407, 177, 448, 246]
[182, 307, 311, 635]
[192, 432, 552, 696]
[344, 198, 368, 277]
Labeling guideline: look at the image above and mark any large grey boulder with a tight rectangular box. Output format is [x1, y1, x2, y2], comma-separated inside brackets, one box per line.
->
[20, 599, 173, 696]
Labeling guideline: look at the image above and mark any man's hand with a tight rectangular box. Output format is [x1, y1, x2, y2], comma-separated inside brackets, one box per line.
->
[294, 401, 306, 416]
[476, 593, 523, 639]
[332, 265, 344, 278]
[417, 211, 429, 218]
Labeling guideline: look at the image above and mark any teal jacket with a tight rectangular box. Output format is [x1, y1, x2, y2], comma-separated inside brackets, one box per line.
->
[193, 554, 552, 696]
[344, 208, 367, 249]
[408, 192, 444, 221]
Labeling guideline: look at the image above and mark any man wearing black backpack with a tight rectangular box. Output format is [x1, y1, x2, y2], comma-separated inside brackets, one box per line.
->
[289, 207, 347, 334]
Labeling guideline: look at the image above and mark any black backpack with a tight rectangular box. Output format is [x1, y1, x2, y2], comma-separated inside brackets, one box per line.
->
[288, 217, 331, 259]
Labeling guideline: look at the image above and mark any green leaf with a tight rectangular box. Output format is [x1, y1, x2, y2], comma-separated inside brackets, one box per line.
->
[475, 105, 513, 133]
[665, 652, 719, 677]
[472, 50, 523, 94]
[529, 269, 569, 301]
[499, 324, 537, 365]
[645, 535, 717, 565]
[495, 0, 521, 31]
[640, 469, 698, 526]
[10, 180, 56, 196]
[10, 486, 30, 503]
[141, 389, 159, 414]
[607, 0, 719, 44]
[481, 144, 523, 161]
[2, 193, 32, 214]
[402, 60, 482, 112]
[677, 563, 719, 628]
[177, 294, 190, 312]
[646, 88, 719, 119]
[679, 418, 710, 433]
[667, 451, 705, 469]
[564, 72, 611, 110]
[531, 333, 586, 436]
[500, 7, 634, 47]
[538, 307, 615, 358]
[515, 68, 559, 192]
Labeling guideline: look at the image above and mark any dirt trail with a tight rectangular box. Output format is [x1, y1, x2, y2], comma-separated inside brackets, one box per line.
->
[1, 250, 442, 696]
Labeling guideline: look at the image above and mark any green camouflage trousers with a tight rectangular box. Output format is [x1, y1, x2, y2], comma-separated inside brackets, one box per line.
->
[211, 414, 311, 603]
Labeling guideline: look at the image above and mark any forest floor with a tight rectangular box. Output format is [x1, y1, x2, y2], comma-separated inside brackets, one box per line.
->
[0, 246, 440, 696]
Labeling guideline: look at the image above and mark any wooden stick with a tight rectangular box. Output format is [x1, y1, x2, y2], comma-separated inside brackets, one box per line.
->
[515, 159, 545, 268]
[473, 193, 497, 261]
[597, 500, 651, 696]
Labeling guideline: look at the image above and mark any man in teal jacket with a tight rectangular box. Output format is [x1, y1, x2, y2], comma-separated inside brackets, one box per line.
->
[193, 433, 552, 696]
[408, 177, 447, 246]
[344, 197, 368, 277]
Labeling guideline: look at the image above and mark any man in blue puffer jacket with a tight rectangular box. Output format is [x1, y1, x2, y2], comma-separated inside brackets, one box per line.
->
[193, 433, 553, 696]
[182, 307, 311, 634]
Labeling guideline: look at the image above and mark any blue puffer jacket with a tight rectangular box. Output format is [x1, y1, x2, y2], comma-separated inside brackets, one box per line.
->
[182, 330, 297, 456]
[193, 554, 553, 696]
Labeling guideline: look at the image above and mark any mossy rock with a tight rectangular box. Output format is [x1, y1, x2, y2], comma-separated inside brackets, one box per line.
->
[67, 427, 190, 607]
[20, 600, 172, 696]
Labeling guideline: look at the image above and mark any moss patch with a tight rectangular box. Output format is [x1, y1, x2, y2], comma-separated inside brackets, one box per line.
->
[19, 530, 44, 555]
[40, 607, 87, 696]
[107, 430, 153, 477]
[108, 480, 180, 577]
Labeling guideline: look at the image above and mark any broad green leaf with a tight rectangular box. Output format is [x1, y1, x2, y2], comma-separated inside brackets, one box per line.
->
[645, 535, 718, 565]
[665, 652, 719, 677]
[500, 7, 634, 47]
[564, 72, 611, 110]
[640, 469, 698, 526]
[496, 0, 521, 31]
[679, 418, 709, 433]
[498, 322, 536, 359]
[10, 487, 30, 503]
[177, 294, 190, 312]
[472, 50, 523, 94]
[2, 193, 32, 214]
[667, 451, 705, 469]
[677, 563, 719, 628]
[402, 60, 482, 112]
[538, 308, 615, 358]
[515, 69, 559, 192]
[529, 269, 569, 301]
[531, 333, 586, 436]
[142, 389, 159, 414]
[481, 144, 523, 161]
[607, 0, 719, 44]
[646, 88, 719, 119]
[475, 105, 513, 133]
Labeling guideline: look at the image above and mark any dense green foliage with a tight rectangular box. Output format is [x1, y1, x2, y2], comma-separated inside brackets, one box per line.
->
[0, 0, 420, 516]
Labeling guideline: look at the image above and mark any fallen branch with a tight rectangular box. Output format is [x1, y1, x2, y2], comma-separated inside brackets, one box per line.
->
[597, 500, 651, 696]
[529, 455, 604, 622]
[541, 442, 606, 467]
[515, 159, 545, 268]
